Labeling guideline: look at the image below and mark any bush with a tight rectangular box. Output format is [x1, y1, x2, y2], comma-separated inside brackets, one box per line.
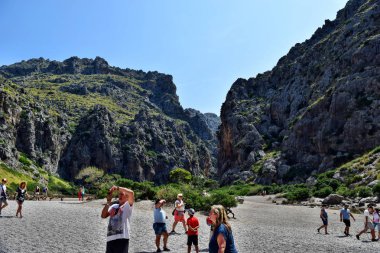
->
[357, 186, 372, 198]
[313, 186, 333, 198]
[285, 187, 310, 201]
[209, 190, 237, 209]
[169, 168, 192, 184]
[19, 154, 32, 166]
[372, 183, 380, 196]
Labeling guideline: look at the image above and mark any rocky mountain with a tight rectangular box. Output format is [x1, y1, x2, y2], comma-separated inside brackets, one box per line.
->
[0, 57, 219, 184]
[218, 0, 380, 184]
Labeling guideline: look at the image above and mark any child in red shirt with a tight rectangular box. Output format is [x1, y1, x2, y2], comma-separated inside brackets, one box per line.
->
[186, 208, 199, 253]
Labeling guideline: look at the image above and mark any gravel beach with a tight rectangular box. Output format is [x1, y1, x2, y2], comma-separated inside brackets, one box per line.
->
[0, 196, 379, 253]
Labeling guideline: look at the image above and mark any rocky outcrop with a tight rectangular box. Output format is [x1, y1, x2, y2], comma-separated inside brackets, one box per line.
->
[0, 57, 215, 184]
[218, 0, 380, 184]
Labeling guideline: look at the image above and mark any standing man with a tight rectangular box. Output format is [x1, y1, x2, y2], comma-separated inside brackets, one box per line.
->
[170, 193, 187, 234]
[340, 204, 355, 236]
[0, 178, 8, 215]
[153, 199, 170, 252]
[101, 185, 134, 253]
[356, 204, 377, 241]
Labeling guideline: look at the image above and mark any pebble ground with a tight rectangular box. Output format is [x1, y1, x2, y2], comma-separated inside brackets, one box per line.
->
[0, 196, 379, 252]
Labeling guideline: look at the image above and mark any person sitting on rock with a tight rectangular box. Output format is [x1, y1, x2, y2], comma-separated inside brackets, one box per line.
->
[340, 204, 355, 236]
[317, 204, 329, 235]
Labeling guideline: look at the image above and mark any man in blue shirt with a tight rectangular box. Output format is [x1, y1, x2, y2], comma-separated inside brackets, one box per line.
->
[340, 204, 355, 236]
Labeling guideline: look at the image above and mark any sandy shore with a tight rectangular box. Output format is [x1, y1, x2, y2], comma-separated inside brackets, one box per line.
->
[0, 196, 379, 252]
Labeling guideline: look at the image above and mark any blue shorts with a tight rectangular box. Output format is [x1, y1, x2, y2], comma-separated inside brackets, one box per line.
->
[322, 218, 328, 225]
[153, 223, 167, 235]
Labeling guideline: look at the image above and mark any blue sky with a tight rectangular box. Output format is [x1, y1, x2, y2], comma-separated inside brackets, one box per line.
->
[0, 0, 348, 115]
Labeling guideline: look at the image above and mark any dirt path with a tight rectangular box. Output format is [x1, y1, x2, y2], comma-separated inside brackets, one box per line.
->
[0, 196, 379, 252]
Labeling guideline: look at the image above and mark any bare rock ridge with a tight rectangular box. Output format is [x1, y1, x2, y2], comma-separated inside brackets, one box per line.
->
[0, 57, 219, 183]
[218, 0, 380, 184]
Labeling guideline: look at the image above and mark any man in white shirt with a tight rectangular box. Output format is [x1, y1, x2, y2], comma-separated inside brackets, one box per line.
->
[0, 178, 8, 215]
[101, 185, 134, 253]
[356, 204, 377, 241]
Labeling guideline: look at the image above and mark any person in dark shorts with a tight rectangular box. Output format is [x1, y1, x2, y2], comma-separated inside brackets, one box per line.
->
[15, 181, 28, 218]
[340, 204, 355, 236]
[153, 199, 170, 252]
[186, 208, 199, 253]
[101, 185, 134, 253]
[317, 204, 329, 234]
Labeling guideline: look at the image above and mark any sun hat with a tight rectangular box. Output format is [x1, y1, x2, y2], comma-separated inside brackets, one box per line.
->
[177, 193, 183, 198]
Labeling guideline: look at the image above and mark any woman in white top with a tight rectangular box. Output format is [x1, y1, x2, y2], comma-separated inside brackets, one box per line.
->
[170, 193, 187, 234]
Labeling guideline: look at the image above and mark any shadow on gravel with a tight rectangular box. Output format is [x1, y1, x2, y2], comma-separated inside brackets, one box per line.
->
[199, 249, 209, 252]
[0, 215, 17, 218]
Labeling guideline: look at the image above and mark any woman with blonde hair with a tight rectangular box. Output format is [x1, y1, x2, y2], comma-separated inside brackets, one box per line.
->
[208, 205, 238, 253]
[15, 181, 28, 218]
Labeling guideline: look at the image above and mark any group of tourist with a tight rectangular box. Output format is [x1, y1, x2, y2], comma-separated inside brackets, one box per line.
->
[318, 203, 380, 242]
[101, 188, 238, 253]
[0, 178, 28, 218]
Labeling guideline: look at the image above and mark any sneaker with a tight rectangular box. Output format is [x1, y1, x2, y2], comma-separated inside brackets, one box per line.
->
[163, 247, 170, 251]
[356, 234, 360, 240]
[169, 230, 175, 234]
[372, 238, 378, 242]
[156, 248, 162, 252]
[325, 233, 329, 235]
[317, 228, 320, 233]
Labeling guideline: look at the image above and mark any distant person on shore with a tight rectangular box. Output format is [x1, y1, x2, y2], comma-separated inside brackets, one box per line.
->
[101, 185, 134, 253]
[42, 186, 48, 199]
[153, 199, 170, 252]
[208, 205, 238, 253]
[317, 204, 329, 234]
[0, 178, 8, 215]
[15, 182, 28, 218]
[373, 208, 380, 239]
[186, 208, 199, 253]
[81, 186, 85, 201]
[78, 187, 82, 201]
[339, 204, 355, 236]
[356, 204, 377, 241]
[170, 193, 187, 234]
[35, 185, 40, 201]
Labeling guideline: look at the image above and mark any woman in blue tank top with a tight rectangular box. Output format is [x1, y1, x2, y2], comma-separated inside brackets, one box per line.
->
[208, 205, 238, 253]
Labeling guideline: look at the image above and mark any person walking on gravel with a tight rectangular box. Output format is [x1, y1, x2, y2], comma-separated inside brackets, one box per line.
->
[356, 204, 377, 241]
[0, 178, 8, 215]
[15, 181, 28, 218]
[340, 204, 355, 236]
[170, 193, 187, 234]
[317, 204, 329, 234]
[153, 199, 170, 252]
[373, 208, 380, 239]
[208, 205, 238, 253]
[101, 185, 134, 253]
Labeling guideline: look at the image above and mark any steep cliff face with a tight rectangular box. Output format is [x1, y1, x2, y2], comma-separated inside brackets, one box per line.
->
[218, 0, 380, 184]
[0, 57, 217, 183]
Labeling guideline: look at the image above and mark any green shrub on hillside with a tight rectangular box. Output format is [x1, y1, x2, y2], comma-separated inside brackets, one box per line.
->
[357, 186, 372, 198]
[372, 183, 380, 196]
[169, 168, 192, 184]
[285, 187, 310, 201]
[313, 186, 333, 198]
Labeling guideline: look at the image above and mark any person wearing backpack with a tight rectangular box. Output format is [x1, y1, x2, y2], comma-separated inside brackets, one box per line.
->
[0, 178, 9, 215]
